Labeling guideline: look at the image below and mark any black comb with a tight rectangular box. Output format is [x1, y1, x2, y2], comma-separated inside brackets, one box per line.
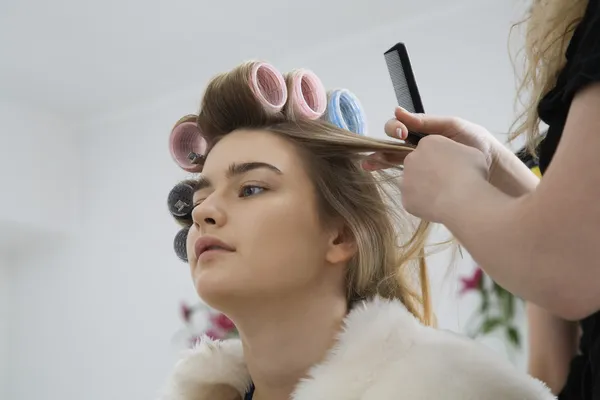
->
[384, 43, 426, 146]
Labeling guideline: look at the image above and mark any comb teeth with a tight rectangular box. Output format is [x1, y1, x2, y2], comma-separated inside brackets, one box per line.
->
[384, 51, 416, 113]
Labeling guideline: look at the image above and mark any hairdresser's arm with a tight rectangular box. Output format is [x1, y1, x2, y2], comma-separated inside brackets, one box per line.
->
[474, 139, 578, 393]
[527, 303, 579, 394]
[443, 83, 600, 320]
[489, 144, 540, 196]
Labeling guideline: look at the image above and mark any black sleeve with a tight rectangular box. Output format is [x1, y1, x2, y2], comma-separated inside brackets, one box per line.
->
[563, 0, 600, 102]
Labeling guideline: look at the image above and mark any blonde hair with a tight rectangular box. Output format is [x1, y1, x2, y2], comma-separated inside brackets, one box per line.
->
[173, 61, 434, 326]
[509, 0, 588, 153]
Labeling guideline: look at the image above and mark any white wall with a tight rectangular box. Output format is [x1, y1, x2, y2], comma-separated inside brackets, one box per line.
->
[0, 98, 81, 399]
[5, 1, 530, 399]
[0, 257, 10, 400]
[0, 99, 81, 236]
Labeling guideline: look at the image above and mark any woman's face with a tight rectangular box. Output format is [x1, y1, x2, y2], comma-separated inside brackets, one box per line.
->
[186, 129, 349, 309]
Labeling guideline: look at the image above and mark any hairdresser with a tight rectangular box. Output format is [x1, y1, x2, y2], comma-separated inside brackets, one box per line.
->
[370, 0, 599, 399]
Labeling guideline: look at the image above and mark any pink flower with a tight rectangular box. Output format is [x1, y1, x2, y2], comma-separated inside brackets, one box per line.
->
[210, 313, 236, 331]
[459, 268, 483, 295]
[180, 302, 193, 323]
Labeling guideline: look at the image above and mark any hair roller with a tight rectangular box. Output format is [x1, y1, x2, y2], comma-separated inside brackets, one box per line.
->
[167, 181, 195, 225]
[198, 61, 288, 137]
[284, 69, 327, 120]
[169, 114, 208, 172]
[249, 62, 288, 113]
[324, 89, 367, 135]
[174, 226, 190, 262]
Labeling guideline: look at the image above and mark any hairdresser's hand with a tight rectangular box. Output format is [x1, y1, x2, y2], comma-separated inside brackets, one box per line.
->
[399, 135, 490, 223]
[384, 107, 502, 169]
[377, 107, 539, 197]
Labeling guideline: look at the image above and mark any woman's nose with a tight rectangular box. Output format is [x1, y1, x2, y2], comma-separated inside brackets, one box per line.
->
[192, 197, 227, 228]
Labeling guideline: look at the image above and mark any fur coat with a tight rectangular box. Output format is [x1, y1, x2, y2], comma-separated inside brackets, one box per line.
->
[159, 296, 555, 400]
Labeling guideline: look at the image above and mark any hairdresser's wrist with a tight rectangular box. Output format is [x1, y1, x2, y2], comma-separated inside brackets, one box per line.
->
[488, 145, 539, 198]
[438, 175, 492, 228]
[439, 174, 523, 245]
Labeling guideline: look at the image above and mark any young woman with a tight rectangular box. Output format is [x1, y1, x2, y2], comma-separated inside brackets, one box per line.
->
[376, 0, 599, 398]
[159, 62, 553, 399]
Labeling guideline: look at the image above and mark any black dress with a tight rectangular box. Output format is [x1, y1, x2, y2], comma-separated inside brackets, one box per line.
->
[536, 0, 600, 398]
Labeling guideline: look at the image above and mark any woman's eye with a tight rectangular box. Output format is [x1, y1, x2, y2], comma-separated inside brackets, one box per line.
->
[239, 185, 266, 198]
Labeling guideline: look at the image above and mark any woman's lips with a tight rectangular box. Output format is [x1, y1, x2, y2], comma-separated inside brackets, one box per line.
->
[194, 236, 235, 261]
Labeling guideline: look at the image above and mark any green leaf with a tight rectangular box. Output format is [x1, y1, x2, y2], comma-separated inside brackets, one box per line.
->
[492, 281, 502, 294]
[492, 281, 516, 319]
[480, 288, 490, 313]
[477, 271, 485, 290]
[502, 291, 515, 319]
[506, 326, 521, 346]
[481, 317, 504, 334]
[480, 296, 489, 313]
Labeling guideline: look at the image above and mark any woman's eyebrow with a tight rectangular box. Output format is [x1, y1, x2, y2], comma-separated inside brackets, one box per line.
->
[193, 161, 282, 194]
[226, 161, 282, 178]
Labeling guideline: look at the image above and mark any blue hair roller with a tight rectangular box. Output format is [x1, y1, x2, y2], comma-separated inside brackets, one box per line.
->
[325, 89, 367, 135]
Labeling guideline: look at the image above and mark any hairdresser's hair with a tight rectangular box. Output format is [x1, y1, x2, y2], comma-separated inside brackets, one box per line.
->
[174, 61, 434, 326]
[509, 0, 588, 152]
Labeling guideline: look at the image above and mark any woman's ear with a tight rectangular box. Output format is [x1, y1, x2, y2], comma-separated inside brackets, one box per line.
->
[325, 224, 357, 264]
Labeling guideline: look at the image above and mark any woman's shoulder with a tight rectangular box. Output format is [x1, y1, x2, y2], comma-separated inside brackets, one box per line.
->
[562, 0, 600, 102]
[387, 327, 555, 399]
[538, 0, 600, 171]
[293, 296, 556, 400]
[157, 297, 556, 400]
[157, 338, 251, 400]
[539, 0, 600, 114]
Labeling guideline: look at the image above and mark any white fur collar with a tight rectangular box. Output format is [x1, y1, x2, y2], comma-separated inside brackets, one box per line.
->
[158, 296, 555, 400]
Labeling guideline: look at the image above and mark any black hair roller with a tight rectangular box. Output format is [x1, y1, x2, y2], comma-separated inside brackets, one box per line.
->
[168, 181, 195, 224]
[174, 226, 190, 262]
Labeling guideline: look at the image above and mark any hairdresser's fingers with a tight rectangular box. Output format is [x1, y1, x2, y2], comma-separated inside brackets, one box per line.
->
[361, 153, 386, 171]
[393, 107, 463, 136]
[384, 119, 409, 140]
[361, 151, 407, 171]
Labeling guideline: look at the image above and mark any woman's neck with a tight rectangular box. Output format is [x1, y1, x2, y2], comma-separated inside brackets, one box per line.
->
[236, 291, 347, 400]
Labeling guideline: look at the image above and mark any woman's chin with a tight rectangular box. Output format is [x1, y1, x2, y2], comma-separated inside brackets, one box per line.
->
[194, 269, 245, 308]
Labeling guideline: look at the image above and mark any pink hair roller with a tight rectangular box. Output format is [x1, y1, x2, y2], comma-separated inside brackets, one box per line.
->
[169, 115, 208, 173]
[249, 62, 288, 113]
[286, 69, 327, 120]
